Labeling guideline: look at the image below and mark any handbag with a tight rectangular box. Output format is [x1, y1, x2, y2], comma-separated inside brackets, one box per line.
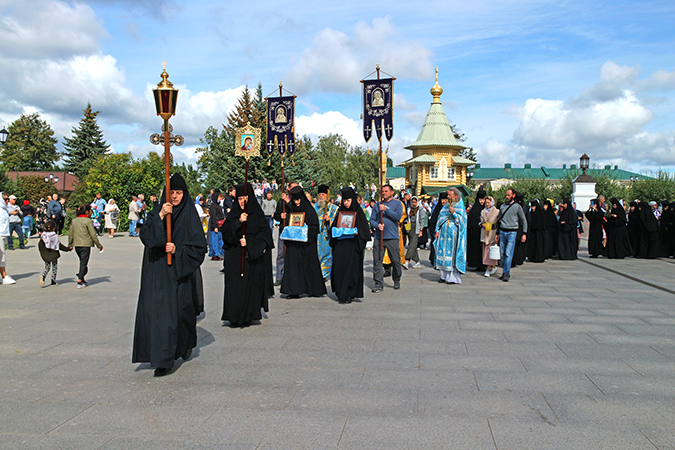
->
[489, 244, 501, 260]
[217, 219, 225, 228]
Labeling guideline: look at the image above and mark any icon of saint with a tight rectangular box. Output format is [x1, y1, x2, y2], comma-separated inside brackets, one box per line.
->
[275, 106, 287, 123]
[241, 136, 253, 151]
[372, 90, 384, 107]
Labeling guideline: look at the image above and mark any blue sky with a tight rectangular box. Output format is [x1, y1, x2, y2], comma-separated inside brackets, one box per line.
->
[1, 0, 674, 174]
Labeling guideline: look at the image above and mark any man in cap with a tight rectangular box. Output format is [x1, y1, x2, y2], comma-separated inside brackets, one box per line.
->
[313, 184, 339, 281]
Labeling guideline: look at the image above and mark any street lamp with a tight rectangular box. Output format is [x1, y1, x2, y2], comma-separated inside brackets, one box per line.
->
[0, 128, 8, 144]
[152, 62, 179, 265]
[44, 173, 59, 184]
[579, 153, 590, 175]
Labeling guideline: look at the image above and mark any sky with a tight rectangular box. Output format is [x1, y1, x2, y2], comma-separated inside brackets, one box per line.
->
[0, 0, 674, 176]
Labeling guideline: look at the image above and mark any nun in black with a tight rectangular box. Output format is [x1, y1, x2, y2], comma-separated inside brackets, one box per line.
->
[512, 193, 529, 266]
[281, 186, 326, 298]
[329, 188, 371, 304]
[526, 200, 547, 263]
[605, 198, 632, 259]
[585, 199, 605, 258]
[543, 200, 559, 258]
[627, 201, 640, 256]
[428, 192, 448, 266]
[557, 199, 578, 260]
[637, 201, 660, 258]
[221, 183, 274, 327]
[466, 189, 487, 270]
[132, 173, 207, 377]
[659, 200, 674, 257]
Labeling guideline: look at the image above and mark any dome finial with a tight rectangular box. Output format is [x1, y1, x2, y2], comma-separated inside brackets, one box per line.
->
[430, 67, 443, 102]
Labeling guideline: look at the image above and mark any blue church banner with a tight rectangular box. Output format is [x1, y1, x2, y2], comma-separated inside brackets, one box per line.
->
[362, 78, 393, 143]
[266, 95, 295, 156]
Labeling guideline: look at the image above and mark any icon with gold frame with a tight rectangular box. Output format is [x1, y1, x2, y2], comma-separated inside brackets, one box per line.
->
[289, 212, 305, 227]
[336, 211, 356, 228]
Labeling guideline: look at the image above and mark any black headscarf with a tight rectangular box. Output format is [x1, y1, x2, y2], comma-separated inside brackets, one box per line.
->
[609, 198, 627, 224]
[226, 182, 274, 250]
[153, 173, 207, 279]
[559, 199, 577, 228]
[331, 187, 371, 243]
[429, 192, 448, 229]
[529, 199, 546, 231]
[639, 200, 658, 231]
[467, 189, 486, 228]
[543, 200, 559, 230]
[288, 186, 313, 215]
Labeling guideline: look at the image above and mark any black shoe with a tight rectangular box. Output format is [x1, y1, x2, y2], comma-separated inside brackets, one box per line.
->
[383, 271, 391, 277]
[182, 348, 192, 360]
[371, 287, 383, 293]
[498, 274, 505, 280]
[393, 282, 400, 290]
[502, 274, 510, 282]
[438, 278, 445, 283]
[154, 367, 170, 377]
[219, 268, 226, 273]
[273, 281, 281, 286]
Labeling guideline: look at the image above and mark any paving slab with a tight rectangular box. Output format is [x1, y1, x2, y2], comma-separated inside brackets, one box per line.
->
[1, 234, 675, 448]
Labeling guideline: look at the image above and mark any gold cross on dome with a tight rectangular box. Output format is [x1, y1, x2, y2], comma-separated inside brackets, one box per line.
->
[162, 61, 167, 70]
[435, 67, 438, 82]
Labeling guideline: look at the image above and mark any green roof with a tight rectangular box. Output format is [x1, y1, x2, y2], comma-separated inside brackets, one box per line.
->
[422, 184, 470, 198]
[404, 102, 466, 150]
[452, 155, 476, 165]
[385, 166, 406, 178]
[401, 154, 437, 165]
[471, 166, 647, 181]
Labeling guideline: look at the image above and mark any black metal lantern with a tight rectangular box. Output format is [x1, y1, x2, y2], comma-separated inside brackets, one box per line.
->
[0, 128, 8, 144]
[152, 64, 178, 120]
[579, 153, 590, 174]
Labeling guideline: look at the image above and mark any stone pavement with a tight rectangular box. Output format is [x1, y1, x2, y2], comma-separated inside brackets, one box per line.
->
[1, 232, 675, 449]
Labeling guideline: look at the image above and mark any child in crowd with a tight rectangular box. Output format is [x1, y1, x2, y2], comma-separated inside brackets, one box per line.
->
[68, 204, 103, 288]
[38, 221, 70, 287]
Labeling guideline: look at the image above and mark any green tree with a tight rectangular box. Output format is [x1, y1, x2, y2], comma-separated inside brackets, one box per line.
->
[15, 175, 57, 204]
[0, 113, 59, 171]
[629, 170, 675, 202]
[62, 103, 110, 179]
[492, 178, 554, 207]
[284, 135, 317, 189]
[450, 123, 478, 166]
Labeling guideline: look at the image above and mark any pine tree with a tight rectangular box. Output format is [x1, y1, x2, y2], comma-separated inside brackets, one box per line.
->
[450, 123, 478, 165]
[62, 103, 110, 179]
[0, 113, 59, 171]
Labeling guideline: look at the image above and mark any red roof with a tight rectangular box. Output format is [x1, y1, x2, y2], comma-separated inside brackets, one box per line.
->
[4, 171, 79, 193]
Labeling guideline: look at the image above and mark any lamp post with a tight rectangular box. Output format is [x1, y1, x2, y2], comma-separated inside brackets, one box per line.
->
[152, 62, 179, 265]
[579, 153, 590, 175]
[0, 127, 8, 145]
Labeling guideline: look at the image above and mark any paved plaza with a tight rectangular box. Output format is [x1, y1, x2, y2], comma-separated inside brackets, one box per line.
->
[1, 232, 675, 449]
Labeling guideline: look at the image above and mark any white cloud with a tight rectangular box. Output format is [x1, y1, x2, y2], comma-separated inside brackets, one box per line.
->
[0, 1, 107, 59]
[296, 111, 362, 145]
[286, 17, 434, 94]
[499, 61, 674, 169]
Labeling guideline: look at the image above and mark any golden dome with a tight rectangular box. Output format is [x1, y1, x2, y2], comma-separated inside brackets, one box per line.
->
[430, 67, 443, 102]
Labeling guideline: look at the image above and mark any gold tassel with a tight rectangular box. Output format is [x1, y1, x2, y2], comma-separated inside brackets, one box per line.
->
[268, 159, 271, 166]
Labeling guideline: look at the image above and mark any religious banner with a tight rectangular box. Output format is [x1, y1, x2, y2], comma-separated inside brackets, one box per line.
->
[234, 122, 261, 161]
[362, 78, 393, 142]
[266, 96, 295, 156]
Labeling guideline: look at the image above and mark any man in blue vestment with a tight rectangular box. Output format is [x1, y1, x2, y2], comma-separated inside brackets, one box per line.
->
[434, 187, 467, 284]
[314, 185, 339, 281]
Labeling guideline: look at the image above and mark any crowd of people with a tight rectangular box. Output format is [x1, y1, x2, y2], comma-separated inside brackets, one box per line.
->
[3, 178, 673, 377]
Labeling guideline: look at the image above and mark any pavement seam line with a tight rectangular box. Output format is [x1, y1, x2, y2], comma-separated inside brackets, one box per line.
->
[579, 258, 675, 296]
[336, 413, 349, 447]
[46, 402, 96, 434]
[635, 424, 662, 450]
[541, 393, 560, 422]
[584, 373, 606, 395]
[486, 418, 498, 450]
[620, 358, 644, 376]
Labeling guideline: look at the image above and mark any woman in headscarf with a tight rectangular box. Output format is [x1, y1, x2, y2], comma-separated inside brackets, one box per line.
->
[208, 190, 224, 261]
[328, 187, 371, 303]
[526, 200, 547, 263]
[280, 186, 326, 298]
[104, 198, 120, 238]
[466, 189, 487, 271]
[221, 183, 274, 327]
[479, 195, 499, 276]
[132, 173, 207, 377]
[557, 199, 578, 260]
[660, 200, 674, 257]
[404, 196, 423, 269]
[435, 188, 467, 284]
[605, 198, 632, 259]
[543, 200, 559, 258]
